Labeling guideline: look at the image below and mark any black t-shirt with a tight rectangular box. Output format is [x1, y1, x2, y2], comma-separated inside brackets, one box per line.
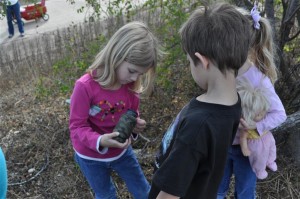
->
[149, 97, 241, 199]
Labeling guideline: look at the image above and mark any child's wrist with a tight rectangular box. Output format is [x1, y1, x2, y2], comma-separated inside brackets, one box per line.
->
[97, 136, 108, 154]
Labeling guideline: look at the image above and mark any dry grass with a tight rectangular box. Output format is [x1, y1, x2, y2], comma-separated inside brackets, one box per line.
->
[0, 72, 299, 198]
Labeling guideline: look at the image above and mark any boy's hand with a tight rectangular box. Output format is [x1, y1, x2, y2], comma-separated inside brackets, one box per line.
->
[100, 132, 131, 149]
[157, 191, 180, 199]
[133, 118, 146, 134]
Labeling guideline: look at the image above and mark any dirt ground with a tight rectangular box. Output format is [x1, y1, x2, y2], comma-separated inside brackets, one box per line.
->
[0, 69, 300, 198]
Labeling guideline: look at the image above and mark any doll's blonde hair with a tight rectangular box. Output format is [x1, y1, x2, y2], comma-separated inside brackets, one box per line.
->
[87, 21, 162, 96]
[237, 77, 270, 126]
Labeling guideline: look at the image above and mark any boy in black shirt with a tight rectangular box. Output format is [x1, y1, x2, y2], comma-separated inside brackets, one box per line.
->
[148, 3, 250, 199]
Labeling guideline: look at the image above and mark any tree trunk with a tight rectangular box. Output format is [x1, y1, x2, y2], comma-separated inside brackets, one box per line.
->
[273, 111, 300, 166]
[265, 0, 276, 34]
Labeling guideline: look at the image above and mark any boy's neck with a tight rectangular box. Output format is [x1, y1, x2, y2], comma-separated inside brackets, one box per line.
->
[197, 71, 238, 106]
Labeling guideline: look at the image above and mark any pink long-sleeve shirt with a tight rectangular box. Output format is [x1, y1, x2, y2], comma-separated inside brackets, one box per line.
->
[232, 65, 287, 145]
[69, 73, 140, 161]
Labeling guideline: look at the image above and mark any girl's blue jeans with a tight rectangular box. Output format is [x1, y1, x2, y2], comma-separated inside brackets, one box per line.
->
[6, 1, 24, 35]
[75, 146, 150, 199]
[217, 145, 257, 199]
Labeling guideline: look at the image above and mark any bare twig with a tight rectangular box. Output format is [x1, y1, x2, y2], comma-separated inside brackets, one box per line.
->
[8, 152, 49, 186]
[138, 133, 151, 142]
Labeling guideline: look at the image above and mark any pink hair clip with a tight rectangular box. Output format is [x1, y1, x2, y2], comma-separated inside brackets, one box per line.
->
[251, 3, 261, 30]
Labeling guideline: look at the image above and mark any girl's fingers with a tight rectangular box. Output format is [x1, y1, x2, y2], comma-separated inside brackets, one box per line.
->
[239, 118, 249, 129]
[115, 138, 131, 148]
[134, 118, 146, 133]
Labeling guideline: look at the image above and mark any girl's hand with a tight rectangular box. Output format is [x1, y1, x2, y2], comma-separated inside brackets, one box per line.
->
[239, 118, 256, 130]
[133, 118, 146, 134]
[100, 132, 131, 149]
[239, 118, 249, 130]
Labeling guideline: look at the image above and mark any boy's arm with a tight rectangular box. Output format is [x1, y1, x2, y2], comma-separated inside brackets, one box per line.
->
[151, 139, 202, 198]
[156, 191, 180, 199]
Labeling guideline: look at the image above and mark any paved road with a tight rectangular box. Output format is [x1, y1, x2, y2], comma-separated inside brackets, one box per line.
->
[0, 0, 146, 45]
[0, 0, 92, 44]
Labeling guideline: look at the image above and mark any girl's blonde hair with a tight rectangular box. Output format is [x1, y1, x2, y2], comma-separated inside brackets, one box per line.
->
[248, 16, 278, 84]
[237, 77, 270, 126]
[237, 8, 277, 84]
[236, 6, 278, 84]
[87, 21, 162, 95]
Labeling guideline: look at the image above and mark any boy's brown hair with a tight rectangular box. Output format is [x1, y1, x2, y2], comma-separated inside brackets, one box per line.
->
[180, 3, 250, 76]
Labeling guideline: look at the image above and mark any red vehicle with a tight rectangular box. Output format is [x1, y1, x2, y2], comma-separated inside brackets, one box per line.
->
[14, 0, 49, 23]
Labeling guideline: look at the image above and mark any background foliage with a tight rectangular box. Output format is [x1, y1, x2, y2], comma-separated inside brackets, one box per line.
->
[1, 0, 299, 198]
[59, 0, 299, 113]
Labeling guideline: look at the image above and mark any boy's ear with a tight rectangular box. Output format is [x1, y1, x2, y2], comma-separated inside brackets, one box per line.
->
[195, 52, 209, 69]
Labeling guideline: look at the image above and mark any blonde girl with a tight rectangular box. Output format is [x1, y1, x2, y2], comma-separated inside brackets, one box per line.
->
[217, 4, 287, 199]
[69, 21, 162, 199]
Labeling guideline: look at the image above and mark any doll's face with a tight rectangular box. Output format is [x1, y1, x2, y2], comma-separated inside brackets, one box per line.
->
[253, 110, 267, 122]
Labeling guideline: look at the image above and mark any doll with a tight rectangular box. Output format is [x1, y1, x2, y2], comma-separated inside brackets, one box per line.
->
[237, 77, 277, 179]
